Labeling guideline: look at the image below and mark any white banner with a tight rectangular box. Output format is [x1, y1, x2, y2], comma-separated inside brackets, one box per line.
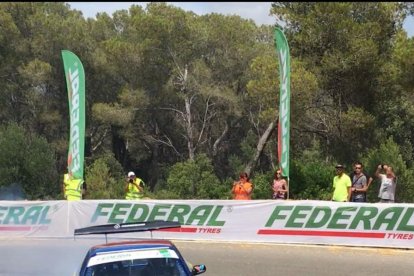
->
[0, 201, 67, 238]
[1, 200, 413, 249]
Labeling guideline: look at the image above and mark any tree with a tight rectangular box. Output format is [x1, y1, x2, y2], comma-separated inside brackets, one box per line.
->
[270, 2, 409, 164]
[361, 137, 414, 203]
[0, 123, 58, 199]
[84, 153, 125, 199]
[373, 31, 414, 166]
[289, 140, 334, 200]
[250, 172, 273, 199]
[166, 154, 223, 199]
[0, 2, 92, 174]
[246, 50, 319, 174]
[2, 2, 414, 202]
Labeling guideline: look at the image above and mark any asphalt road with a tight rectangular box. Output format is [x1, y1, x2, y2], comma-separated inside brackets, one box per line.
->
[0, 238, 413, 276]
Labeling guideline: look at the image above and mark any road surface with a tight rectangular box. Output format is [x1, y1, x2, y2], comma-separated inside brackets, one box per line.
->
[0, 238, 413, 275]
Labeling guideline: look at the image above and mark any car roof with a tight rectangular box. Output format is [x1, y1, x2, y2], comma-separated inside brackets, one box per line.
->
[76, 222, 196, 276]
[89, 239, 176, 254]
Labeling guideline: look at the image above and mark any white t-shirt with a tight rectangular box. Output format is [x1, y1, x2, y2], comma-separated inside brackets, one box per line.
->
[378, 174, 396, 201]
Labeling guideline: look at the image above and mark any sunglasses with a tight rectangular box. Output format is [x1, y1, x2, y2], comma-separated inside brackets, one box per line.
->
[355, 167, 362, 169]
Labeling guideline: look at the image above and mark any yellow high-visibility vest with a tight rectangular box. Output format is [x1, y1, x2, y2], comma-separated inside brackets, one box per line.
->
[125, 178, 144, 200]
[64, 173, 83, 201]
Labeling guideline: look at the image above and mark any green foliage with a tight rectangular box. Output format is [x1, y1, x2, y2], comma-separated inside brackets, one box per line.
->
[240, 130, 258, 163]
[152, 189, 181, 200]
[166, 154, 223, 199]
[332, 107, 376, 163]
[84, 153, 124, 199]
[246, 54, 278, 123]
[251, 172, 273, 199]
[290, 161, 333, 201]
[227, 155, 245, 180]
[271, 2, 410, 165]
[361, 137, 414, 203]
[289, 141, 334, 200]
[92, 103, 133, 127]
[1, 2, 414, 202]
[0, 123, 58, 200]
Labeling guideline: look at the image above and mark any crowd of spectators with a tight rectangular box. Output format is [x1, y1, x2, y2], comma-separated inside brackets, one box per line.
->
[62, 162, 398, 203]
[229, 161, 397, 203]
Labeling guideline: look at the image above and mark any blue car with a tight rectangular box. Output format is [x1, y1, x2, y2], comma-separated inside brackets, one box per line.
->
[75, 221, 207, 276]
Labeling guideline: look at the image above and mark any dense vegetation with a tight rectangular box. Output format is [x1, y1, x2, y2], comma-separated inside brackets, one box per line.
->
[1, 2, 414, 202]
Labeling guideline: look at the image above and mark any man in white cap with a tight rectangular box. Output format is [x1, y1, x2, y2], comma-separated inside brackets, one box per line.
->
[125, 171, 145, 200]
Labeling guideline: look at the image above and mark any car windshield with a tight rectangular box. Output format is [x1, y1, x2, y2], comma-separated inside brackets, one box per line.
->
[84, 249, 189, 276]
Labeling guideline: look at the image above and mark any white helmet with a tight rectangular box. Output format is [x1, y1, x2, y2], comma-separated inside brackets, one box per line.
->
[128, 171, 135, 177]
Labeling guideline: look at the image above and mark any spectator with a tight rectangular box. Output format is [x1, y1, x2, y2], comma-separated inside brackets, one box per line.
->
[125, 171, 145, 200]
[272, 169, 288, 200]
[62, 172, 86, 201]
[231, 172, 253, 200]
[375, 164, 397, 203]
[331, 164, 352, 202]
[350, 162, 368, 202]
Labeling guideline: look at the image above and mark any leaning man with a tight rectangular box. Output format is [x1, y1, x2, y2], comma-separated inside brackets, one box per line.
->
[62, 173, 85, 201]
[331, 164, 352, 202]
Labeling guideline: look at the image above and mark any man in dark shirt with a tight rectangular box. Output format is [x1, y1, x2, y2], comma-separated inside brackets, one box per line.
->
[350, 162, 372, 202]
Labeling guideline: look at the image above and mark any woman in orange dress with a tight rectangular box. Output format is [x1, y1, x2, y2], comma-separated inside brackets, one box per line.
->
[231, 172, 253, 200]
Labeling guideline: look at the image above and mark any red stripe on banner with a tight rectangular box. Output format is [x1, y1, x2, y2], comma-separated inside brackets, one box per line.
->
[257, 229, 386, 238]
[0, 226, 32, 231]
[155, 227, 197, 233]
[32, 225, 49, 231]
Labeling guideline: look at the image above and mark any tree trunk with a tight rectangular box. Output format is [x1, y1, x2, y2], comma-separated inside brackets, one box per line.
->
[212, 122, 229, 157]
[185, 95, 195, 161]
[244, 117, 278, 176]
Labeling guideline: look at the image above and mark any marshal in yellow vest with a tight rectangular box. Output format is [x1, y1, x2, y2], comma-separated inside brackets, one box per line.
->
[125, 178, 144, 200]
[63, 173, 83, 201]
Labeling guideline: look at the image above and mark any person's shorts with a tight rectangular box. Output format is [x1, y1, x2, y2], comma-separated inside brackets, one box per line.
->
[379, 198, 394, 203]
[272, 194, 285, 200]
[352, 197, 366, 203]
